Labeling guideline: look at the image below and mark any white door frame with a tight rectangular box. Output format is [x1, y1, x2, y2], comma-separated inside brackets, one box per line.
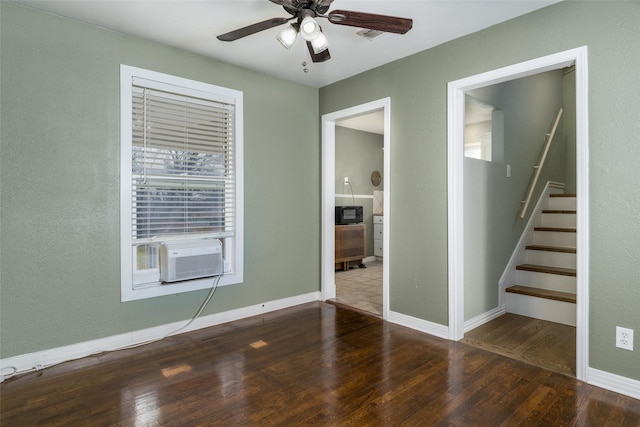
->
[447, 47, 589, 380]
[321, 97, 391, 319]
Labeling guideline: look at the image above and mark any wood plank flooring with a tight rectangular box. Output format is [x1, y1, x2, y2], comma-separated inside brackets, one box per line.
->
[462, 313, 576, 377]
[505, 285, 577, 304]
[2, 302, 639, 426]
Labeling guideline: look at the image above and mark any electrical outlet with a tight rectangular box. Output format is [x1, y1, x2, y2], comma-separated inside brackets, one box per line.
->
[616, 326, 634, 351]
[344, 177, 349, 185]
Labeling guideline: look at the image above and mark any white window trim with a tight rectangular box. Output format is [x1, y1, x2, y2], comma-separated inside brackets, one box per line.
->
[120, 65, 243, 302]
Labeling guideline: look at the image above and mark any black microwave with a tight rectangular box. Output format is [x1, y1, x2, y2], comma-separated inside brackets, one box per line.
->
[335, 205, 363, 225]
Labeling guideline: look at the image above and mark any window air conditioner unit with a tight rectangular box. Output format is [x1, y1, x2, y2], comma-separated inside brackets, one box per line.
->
[160, 239, 223, 283]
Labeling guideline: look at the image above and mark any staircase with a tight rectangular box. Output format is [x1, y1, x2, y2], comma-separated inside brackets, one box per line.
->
[505, 193, 577, 326]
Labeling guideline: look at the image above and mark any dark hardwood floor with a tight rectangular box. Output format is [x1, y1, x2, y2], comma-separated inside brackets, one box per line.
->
[2, 302, 639, 426]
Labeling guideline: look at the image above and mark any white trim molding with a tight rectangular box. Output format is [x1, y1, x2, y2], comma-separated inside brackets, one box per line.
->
[321, 97, 391, 319]
[447, 47, 589, 381]
[464, 305, 506, 333]
[588, 368, 640, 401]
[387, 310, 449, 340]
[335, 194, 374, 199]
[0, 292, 319, 381]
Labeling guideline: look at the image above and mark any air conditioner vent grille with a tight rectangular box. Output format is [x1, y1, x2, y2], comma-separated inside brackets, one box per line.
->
[160, 239, 223, 283]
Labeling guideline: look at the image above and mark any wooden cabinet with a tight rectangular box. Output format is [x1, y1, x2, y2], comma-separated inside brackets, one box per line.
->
[335, 224, 366, 271]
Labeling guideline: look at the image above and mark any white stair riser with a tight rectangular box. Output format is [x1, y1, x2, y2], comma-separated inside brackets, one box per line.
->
[547, 197, 576, 210]
[506, 293, 576, 326]
[525, 250, 576, 269]
[516, 270, 576, 293]
[533, 230, 576, 246]
[540, 213, 576, 227]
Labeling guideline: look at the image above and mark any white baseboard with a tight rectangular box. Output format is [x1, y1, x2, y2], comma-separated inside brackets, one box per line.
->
[387, 310, 449, 340]
[588, 367, 640, 400]
[0, 292, 320, 381]
[464, 305, 506, 333]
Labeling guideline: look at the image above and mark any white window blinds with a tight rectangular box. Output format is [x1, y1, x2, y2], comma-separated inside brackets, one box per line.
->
[131, 81, 236, 243]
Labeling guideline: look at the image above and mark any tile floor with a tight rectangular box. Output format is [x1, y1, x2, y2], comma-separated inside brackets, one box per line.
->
[334, 259, 383, 316]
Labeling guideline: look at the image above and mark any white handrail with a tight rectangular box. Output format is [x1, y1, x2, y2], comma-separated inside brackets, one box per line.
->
[519, 107, 564, 219]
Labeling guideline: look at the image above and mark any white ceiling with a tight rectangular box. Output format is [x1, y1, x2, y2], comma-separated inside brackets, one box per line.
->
[16, 0, 559, 89]
[338, 110, 384, 135]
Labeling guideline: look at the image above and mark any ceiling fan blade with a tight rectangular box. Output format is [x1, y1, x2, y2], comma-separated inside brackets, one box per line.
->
[328, 10, 413, 34]
[217, 17, 290, 42]
[307, 42, 331, 63]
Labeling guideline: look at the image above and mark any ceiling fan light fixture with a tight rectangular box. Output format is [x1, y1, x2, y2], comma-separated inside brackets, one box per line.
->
[276, 24, 299, 50]
[300, 16, 321, 41]
[310, 32, 329, 54]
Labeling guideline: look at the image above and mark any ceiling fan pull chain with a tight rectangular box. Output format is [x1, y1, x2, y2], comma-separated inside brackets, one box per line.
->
[300, 41, 309, 73]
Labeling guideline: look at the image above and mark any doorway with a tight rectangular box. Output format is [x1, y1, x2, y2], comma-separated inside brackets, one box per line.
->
[447, 47, 589, 380]
[321, 98, 391, 319]
[334, 112, 384, 315]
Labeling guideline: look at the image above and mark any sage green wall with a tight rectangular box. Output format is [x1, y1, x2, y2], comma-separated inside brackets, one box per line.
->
[563, 68, 577, 194]
[464, 70, 566, 320]
[0, 3, 319, 358]
[335, 126, 384, 256]
[319, 2, 640, 380]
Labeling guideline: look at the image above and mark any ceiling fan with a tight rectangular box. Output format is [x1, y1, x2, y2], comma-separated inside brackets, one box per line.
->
[217, 0, 413, 63]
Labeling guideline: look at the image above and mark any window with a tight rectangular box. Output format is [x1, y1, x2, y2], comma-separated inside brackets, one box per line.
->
[120, 65, 243, 301]
[464, 132, 492, 161]
[464, 97, 494, 162]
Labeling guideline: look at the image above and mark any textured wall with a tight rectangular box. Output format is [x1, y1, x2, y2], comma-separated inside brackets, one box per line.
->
[0, 3, 319, 358]
[320, 2, 640, 380]
[563, 69, 577, 194]
[335, 127, 384, 196]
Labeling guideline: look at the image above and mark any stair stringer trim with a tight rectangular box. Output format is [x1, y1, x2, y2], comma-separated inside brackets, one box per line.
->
[498, 181, 565, 307]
